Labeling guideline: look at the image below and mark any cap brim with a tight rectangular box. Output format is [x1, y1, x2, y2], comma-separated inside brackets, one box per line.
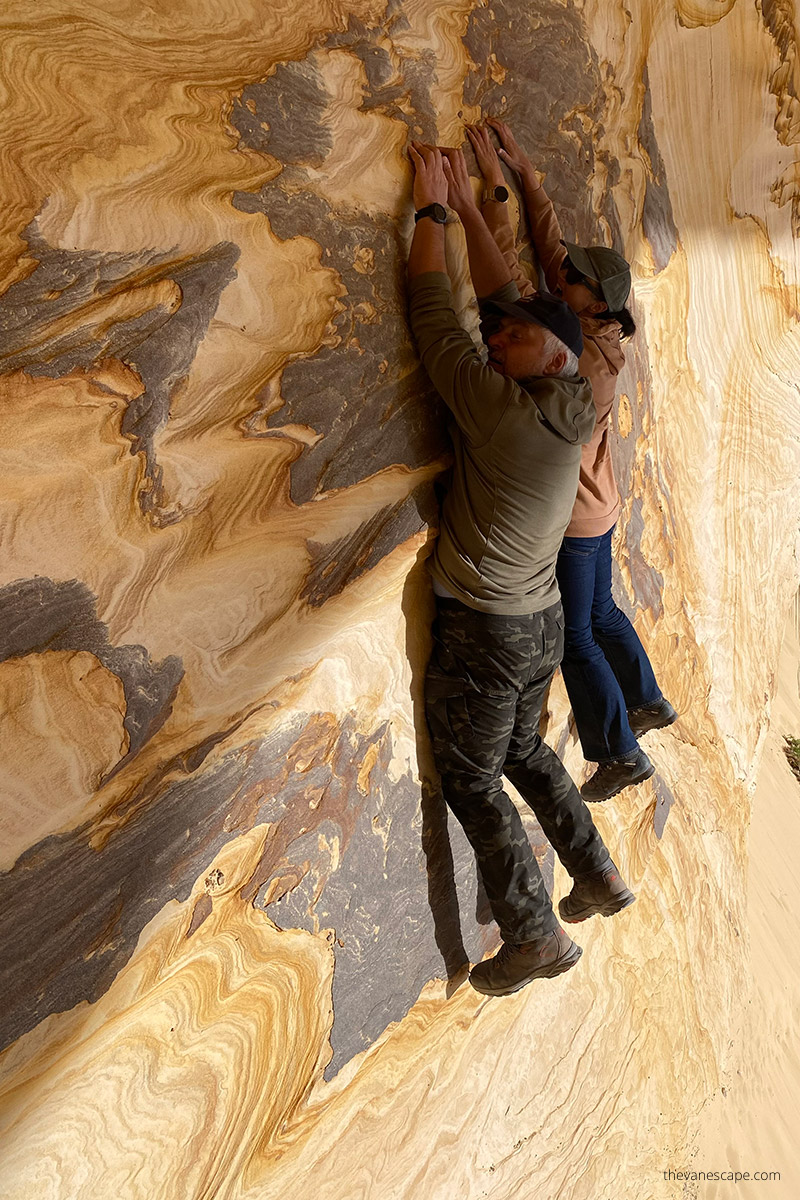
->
[485, 299, 548, 328]
[563, 242, 598, 282]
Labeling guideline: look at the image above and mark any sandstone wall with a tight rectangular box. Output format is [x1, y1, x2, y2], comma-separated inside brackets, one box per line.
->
[1, 1, 799, 1197]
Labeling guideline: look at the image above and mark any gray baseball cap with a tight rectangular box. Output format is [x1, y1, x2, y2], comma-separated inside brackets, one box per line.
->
[563, 242, 631, 312]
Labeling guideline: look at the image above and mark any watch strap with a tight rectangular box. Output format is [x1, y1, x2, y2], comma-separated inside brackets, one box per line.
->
[414, 203, 447, 224]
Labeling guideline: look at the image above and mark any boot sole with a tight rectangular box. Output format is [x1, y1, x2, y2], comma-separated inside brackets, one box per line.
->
[559, 890, 636, 924]
[581, 763, 655, 803]
[468, 943, 583, 997]
[629, 711, 679, 738]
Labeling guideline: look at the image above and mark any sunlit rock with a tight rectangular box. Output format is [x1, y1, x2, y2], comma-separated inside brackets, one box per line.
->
[1, 1, 799, 1196]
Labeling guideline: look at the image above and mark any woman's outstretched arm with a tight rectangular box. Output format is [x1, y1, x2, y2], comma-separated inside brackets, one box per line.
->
[440, 148, 514, 299]
[487, 117, 567, 294]
[463, 123, 533, 298]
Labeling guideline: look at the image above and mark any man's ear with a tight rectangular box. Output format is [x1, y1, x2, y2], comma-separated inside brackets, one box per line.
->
[545, 351, 567, 376]
[587, 299, 609, 316]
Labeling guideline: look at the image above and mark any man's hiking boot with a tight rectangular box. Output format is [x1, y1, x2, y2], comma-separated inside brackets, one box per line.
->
[580, 747, 654, 802]
[627, 698, 678, 738]
[559, 861, 636, 923]
[468, 927, 582, 997]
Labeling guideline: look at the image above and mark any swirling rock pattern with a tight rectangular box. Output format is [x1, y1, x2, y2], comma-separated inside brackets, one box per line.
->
[1, 1, 799, 1197]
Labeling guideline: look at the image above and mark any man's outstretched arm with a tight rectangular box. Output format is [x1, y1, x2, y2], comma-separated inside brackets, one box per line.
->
[407, 142, 448, 280]
[406, 142, 517, 445]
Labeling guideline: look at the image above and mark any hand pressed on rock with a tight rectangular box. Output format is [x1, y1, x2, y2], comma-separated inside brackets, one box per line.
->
[485, 117, 537, 183]
[440, 149, 478, 219]
[408, 142, 448, 209]
[465, 123, 504, 186]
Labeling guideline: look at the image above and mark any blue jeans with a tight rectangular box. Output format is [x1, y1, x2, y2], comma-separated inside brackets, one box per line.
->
[555, 527, 662, 763]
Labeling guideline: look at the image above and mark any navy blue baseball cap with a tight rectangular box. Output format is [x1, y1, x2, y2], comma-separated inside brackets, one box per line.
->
[487, 292, 583, 359]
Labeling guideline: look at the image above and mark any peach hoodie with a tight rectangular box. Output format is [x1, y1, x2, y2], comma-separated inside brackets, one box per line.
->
[483, 184, 624, 538]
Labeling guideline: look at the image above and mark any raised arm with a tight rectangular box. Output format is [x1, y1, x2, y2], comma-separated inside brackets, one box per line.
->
[406, 143, 518, 444]
[407, 142, 448, 280]
[440, 147, 513, 299]
[486, 117, 567, 294]
[463, 123, 532, 297]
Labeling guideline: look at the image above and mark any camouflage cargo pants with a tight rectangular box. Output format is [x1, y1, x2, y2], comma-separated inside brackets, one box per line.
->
[425, 598, 611, 944]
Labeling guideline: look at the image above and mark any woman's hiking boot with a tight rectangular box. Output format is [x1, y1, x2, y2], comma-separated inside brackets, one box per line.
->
[627, 698, 678, 738]
[580, 747, 654, 801]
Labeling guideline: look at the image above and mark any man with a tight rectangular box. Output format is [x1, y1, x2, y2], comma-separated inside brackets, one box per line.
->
[407, 142, 634, 997]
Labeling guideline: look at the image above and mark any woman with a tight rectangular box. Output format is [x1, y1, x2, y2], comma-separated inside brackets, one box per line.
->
[463, 119, 676, 802]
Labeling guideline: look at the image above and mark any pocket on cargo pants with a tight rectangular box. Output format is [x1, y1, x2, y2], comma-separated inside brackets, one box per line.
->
[424, 671, 475, 776]
[425, 669, 519, 795]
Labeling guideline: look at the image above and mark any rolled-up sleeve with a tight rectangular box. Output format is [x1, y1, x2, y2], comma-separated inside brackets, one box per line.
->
[408, 272, 519, 445]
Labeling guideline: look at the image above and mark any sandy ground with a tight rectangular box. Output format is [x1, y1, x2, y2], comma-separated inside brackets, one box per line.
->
[690, 597, 800, 1198]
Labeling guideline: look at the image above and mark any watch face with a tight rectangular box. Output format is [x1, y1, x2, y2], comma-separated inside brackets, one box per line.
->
[494, 185, 509, 202]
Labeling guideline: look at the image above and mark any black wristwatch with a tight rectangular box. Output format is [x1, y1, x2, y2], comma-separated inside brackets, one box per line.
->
[414, 203, 448, 224]
[482, 185, 509, 203]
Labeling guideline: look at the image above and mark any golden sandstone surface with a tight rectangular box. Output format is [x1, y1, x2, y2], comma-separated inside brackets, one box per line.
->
[1, 1, 799, 1197]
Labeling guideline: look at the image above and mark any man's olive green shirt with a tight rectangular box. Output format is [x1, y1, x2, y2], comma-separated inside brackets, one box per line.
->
[409, 271, 595, 615]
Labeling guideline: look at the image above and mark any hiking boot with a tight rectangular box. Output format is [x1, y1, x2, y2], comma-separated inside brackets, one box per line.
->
[580, 747, 654, 802]
[468, 927, 582, 997]
[559, 861, 636, 923]
[627, 698, 678, 738]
